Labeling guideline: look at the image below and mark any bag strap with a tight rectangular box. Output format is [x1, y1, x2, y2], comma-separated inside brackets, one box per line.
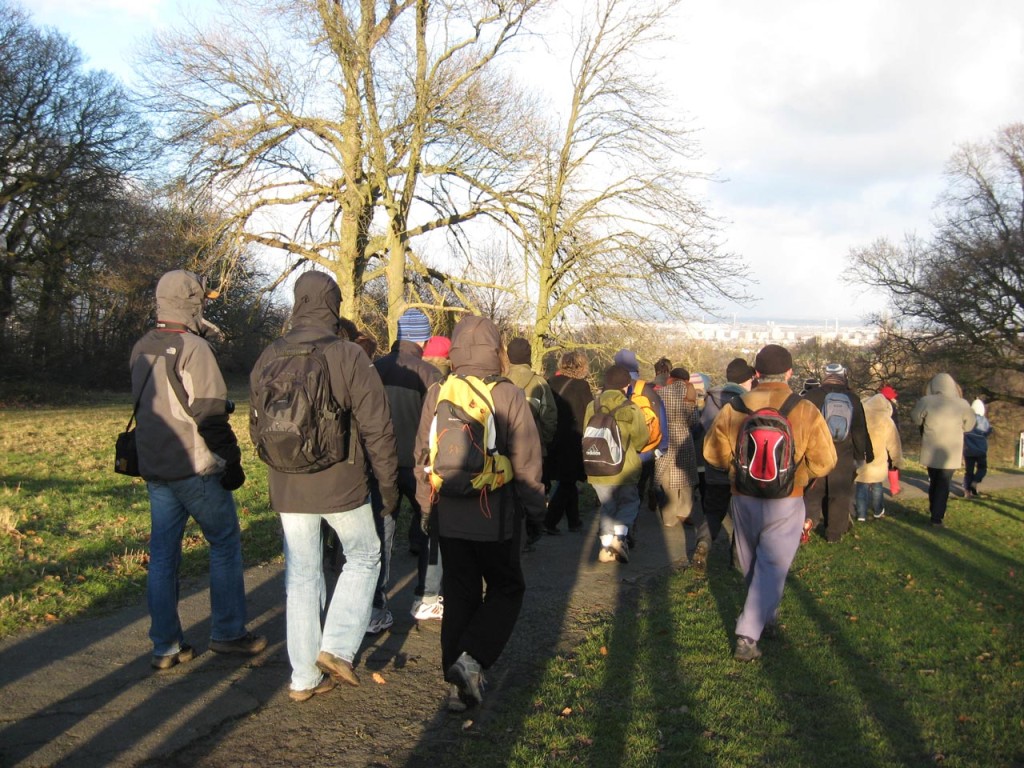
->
[126, 365, 155, 431]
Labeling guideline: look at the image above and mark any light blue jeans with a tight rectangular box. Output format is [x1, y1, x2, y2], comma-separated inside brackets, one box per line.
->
[280, 504, 380, 691]
[146, 475, 247, 656]
[594, 483, 641, 537]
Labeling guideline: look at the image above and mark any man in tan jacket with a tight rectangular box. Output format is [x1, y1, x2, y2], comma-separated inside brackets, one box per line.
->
[704, 344, 837, 661]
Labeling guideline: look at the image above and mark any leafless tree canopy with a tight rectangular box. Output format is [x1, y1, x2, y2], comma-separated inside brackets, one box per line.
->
[848, 123, 1024, 404]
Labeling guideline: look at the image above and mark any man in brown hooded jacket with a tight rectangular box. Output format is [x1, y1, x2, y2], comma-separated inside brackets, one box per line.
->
[413, 315, 546, 711]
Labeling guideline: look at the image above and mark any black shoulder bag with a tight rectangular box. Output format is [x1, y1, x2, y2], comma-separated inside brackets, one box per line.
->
[115, 367, 153, 477]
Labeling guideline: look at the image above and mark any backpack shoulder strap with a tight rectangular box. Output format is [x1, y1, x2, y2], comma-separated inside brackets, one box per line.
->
[730, 396, 753, 416]
[779, 393, 803, 417]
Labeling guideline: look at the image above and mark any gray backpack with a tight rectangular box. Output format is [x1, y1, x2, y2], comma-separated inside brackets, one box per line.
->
[821, 391, 854, 442]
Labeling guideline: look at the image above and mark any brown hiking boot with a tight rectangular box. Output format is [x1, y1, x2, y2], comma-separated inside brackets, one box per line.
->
[316, 651, 361, 687]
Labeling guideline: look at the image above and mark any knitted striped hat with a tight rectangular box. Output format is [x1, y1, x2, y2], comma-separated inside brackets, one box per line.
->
[397, 309, 431, 342]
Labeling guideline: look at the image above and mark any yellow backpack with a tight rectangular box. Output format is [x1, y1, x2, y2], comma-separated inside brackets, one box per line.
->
[629, 379, 663, 453]
[426, 374, 514, 497]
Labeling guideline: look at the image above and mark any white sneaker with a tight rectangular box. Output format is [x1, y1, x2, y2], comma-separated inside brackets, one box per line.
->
[598, 546, 618, 563]
[873, 508, 886, 519]
[412, 597, 444, 621]
[366, 609, 394, 634]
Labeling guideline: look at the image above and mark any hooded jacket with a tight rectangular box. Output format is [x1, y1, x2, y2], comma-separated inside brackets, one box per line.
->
[249, 271, 398, 514]
[963, 400, 993, 458]
[910, 373, 976, 470]
[413, 316, 546, 541]
[704, 381, 838, 498]
[130, 270, 240, 481]
[857, 393, 904, 483]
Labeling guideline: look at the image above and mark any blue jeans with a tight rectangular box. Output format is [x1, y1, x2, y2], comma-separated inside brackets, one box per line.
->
[280, 504, 380, 691]
[855, 482, 884, 519]
[146, 475, 248, 656]
[594, 483, 641, 537]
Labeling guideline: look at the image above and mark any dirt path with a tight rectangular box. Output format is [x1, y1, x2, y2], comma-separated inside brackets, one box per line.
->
[1, 470, 1020, 767]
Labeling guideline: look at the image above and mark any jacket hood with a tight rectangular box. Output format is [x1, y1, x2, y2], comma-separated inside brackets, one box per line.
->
[971, 398, 986, 416]
[156, 270, 207, 334]
[290, 271, 341, 332]
[863, 392, 893, 417]
[449, 315, 502, 377]
[926, 372, 961, 398]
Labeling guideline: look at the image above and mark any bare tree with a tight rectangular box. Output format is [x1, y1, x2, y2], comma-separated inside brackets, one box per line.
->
[143, 0, 541, 342]
[848, 123, 1024, 404]
[501, 0, 746, 369]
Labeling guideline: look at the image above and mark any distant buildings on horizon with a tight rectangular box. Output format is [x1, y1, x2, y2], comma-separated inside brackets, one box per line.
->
[656, 317, 880, 349]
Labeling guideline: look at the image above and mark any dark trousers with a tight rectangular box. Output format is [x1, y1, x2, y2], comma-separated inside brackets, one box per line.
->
[545, 478, 581, 530]
[964, 455, 988, 492]
[928, 467, 955, 522]
[702, 483, 732, 542]
[438, 536, 525, 672]
[803, 449, 856, 542]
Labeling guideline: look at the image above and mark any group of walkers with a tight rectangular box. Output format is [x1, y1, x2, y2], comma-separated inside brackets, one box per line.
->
[127, 269, 995, 711]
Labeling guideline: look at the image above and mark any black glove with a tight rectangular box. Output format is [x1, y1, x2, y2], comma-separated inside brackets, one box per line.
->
[379, 488, 400, 518]
[420, 509, 432, 536]
[221, 462, 246, 491]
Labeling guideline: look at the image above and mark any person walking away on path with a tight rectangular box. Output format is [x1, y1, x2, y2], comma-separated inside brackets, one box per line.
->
[545, 350, 594, 534]
[372, 308, 444, 628]
[855, 393, 904, 521]
[250, 271, 399, 702]
[701, 358, 757, 561]
[704, 344, 837, 662]
[909, 373, 976, 526]
[879, 385, 901, 495]
[801, 363, 873, 543]
[584, 364, 650, 564]
[963, 399, 993, 498]
[655, 368, 712, 571]
[413, 315, 546, 712]
[614, 349, 669, 527]
[131, 270, 267, 672]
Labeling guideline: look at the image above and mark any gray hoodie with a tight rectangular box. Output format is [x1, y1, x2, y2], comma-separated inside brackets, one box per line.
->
[130, 270, 240, 481]
[910, 373, 976, 470]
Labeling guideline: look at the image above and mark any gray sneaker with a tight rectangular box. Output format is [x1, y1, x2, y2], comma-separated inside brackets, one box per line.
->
[734, 635, 762, 662]
[444, 652, 485, 707]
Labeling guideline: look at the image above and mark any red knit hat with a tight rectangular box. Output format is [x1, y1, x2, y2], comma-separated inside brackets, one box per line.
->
[879, 385, 898, 401]
[422, 335, 451, 358]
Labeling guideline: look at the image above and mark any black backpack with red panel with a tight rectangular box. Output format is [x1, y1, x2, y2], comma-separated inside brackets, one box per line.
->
[729, 393, 802, 498]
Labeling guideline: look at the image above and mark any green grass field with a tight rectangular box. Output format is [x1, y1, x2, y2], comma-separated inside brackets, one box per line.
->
[1, 398, 1022, 766]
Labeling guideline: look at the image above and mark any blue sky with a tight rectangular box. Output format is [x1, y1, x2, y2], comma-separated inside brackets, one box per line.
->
[31, 0, 1024, 323]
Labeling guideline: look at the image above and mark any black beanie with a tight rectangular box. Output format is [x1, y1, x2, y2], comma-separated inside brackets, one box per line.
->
[507, 337, 531, 365]
[603, 364, 632, 391]
[754, 344, 793, 375]
[726, 358, 756, 383]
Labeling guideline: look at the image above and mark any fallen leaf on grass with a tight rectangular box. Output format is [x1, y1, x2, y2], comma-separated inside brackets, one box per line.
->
[461, 719, 474, 730]
[559, 707, 572, 717]
[372, 672, 386, 684]
[599, 646, 608, 656]
[44, 613, 58, 622]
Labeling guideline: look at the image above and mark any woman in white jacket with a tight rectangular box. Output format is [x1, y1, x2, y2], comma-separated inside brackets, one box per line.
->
[855, 393, 904, 521]
[910, 373, 976, 526]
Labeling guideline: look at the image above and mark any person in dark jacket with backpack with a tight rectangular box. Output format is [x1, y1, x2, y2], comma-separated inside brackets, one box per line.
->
[413, 315, 546, 712]
[801, 363, 873, 543]
[131, 270, 267, 671]
[705, 344, 837, 662]
[700, 358, 757, 557]
[371, 309, 444, 629]
[544, 350, 594, 534]
[250, 271, 399, 702]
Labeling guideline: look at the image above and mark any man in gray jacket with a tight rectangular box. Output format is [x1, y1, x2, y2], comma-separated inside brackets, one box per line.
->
[131, 270, 266, 671]
[250, 271, 399, 702]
